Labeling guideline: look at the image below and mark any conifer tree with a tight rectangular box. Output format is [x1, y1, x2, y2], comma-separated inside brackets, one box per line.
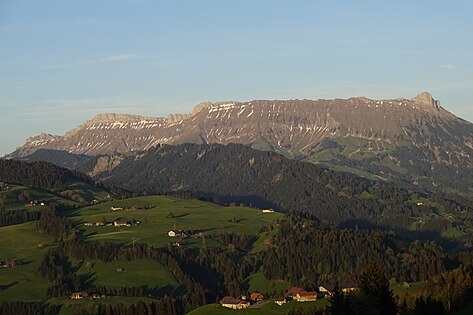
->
[327, 284, 351, 315]
[360, 262, 398, 315]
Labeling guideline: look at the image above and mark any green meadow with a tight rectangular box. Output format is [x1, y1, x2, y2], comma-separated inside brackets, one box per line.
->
[243, 271, 290, 297]
[0, 195, 283, 303]
[49, 296, 160, 315]
[0, 184, 78, 211]
[66, 195, 283, 248]
[0, 180, 111, 212]
[59, 181, 110, 203]
[75, 258, 181, 294]
[0, 222, 54, 301]
[187, 299, 329, 315]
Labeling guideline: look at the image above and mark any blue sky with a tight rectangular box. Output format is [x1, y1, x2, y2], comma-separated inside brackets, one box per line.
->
[1, 0, 472, 156]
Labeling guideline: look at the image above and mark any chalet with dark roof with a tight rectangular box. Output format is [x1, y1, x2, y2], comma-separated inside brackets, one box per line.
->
[286, 287, 305, 298]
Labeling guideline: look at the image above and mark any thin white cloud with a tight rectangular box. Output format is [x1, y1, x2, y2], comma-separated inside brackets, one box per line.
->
[101, 54, 145, 63]
[440, 64, 456, 70]
[37, 53, 149, 70]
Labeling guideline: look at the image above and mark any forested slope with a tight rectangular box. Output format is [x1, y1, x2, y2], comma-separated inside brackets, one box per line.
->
[98, 143, 473, 232]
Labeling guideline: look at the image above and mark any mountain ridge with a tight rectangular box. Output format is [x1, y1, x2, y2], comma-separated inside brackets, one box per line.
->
[9, 92, 462, 156]
[7, 92, 473, 192]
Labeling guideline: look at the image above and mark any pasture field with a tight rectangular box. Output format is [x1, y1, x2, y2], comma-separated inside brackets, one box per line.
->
[243, 271, 290, 297]
[0, 195, 284, 310]
[66, 195, 283, 248]
[0, 184, 78, 211]
[75, 258, 181, 294]
[49, 296, 159, 315]
[186, 299, 329, 315]
[59, 181, 110, 203]
[0, 180, 111, 212]
[0, 222, 54, 301]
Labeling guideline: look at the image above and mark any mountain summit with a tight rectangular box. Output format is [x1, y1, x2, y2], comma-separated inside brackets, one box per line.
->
[8, 93, 473, 191]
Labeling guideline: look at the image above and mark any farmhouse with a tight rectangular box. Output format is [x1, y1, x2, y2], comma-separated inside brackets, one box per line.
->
[91, 293, 105, 300]
[70, 292, 88, 300]
[168, 229, 191, 237]
[286, 286, 305, 298]
[340, 282, 358, 293]
[26, 200, 47, 207]
[110, 207, 123, 211]
[262, 208, 274, 213]
[319, 282, 358, 297]
[295, 291, 317, 302]
[318, 284, 332, 296]
[220, 296, 250, 309]
[250, 292, 264, 302]
[0, 259, 22, 268]
[113, 220, 131, 227]
[274, 297, 287, 305]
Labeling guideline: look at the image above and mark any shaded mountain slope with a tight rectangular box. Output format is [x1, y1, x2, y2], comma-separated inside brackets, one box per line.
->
[96, 143, 473, 232]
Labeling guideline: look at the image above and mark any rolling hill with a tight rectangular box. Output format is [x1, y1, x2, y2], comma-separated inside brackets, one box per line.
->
[0, 159, 122, 206]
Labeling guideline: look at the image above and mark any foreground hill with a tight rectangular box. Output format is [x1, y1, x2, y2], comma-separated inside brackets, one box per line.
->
[8, 92, 473, 192]
[2, 200, 472, 315]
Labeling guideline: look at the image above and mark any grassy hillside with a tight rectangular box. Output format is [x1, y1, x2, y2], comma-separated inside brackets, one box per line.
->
[1, 193, 470, 314]
[0, 184, 80, 211]
[66, 195, 283, 248]
[0, 222, 54, 301]
[49, 296, 159, 315]
[187, 299, 329, 315]
[0, 195, 283, 305]
[75, 258, 181, 294]
[0, 159, 117, 206]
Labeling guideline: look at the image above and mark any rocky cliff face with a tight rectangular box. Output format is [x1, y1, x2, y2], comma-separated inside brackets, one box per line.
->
[8, 92, 473, 191]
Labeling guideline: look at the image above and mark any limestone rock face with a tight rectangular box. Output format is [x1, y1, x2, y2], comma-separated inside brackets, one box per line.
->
[9, 92, 473, 190]
[413, 92, 441, 109]
[7, 93, 472, 174]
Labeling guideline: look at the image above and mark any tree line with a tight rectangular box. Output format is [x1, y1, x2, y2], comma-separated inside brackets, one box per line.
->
[261, 212, 449, 289]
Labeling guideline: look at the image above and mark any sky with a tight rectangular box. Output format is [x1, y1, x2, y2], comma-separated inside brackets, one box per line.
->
[0, 0, 472, 156]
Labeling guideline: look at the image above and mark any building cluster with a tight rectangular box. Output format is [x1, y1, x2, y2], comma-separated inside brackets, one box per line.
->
[0, 181, 10, 191]
[110, 204, 153, 212]
[219, 292, 265, 310]
[219, 282, 358, 310]
[83, 219, 140, 227]
[25, 200, 47, 207]
[0, 259, 22, 269]
[167, 229, 192, 237]
[70, 292, 106, 300]
[318, 282, 358, 296]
